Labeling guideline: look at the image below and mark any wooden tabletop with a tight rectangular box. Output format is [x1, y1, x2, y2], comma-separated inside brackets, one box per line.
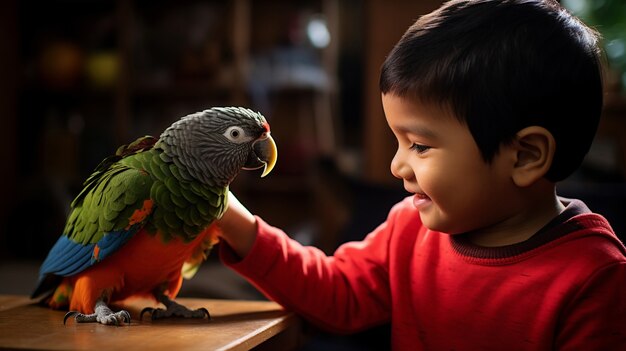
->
[0, 294, 301, 351]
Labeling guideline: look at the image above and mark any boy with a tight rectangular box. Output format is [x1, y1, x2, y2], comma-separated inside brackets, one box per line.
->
[217, 0, 626, 349]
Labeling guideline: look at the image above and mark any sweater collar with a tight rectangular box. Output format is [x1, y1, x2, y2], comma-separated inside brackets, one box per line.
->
[450, 198, 591, 259]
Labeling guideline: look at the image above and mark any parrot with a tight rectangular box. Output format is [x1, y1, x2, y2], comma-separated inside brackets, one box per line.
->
[31, 107, 277, 325]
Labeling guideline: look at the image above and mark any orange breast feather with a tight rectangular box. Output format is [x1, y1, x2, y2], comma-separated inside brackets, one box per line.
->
[59, 224, 220, 314]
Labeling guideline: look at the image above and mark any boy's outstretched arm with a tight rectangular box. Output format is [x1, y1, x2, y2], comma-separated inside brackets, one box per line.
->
[217, 192, 258, 259]
[215, 191, 395, 333]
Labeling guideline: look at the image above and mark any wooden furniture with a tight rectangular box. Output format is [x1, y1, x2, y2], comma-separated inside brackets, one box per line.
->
[0, 295, 302, 351]
[362, 0, 446, 185]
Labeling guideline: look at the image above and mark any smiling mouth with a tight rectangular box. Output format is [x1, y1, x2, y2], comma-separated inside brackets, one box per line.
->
[405, 186, 428, 199]
[412, 192, 431, 209]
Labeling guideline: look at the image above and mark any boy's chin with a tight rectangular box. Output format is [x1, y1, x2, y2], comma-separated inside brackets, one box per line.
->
[419, 214, 465, 235]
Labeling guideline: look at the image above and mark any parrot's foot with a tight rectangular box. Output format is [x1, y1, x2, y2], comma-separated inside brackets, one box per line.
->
[140, 303, 210, 321]
[63, 300, 131, 326]
[64, 310, 131, 325]
[140, 288, 211, 321]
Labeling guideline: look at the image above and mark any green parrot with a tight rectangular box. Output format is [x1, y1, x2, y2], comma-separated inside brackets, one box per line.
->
[31, 107, 277, 325]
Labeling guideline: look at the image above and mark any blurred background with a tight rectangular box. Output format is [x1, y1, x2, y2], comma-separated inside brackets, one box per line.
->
[0, 0, 624, 349]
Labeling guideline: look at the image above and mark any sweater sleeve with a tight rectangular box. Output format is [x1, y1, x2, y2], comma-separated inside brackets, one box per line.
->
[219, 213, 396, 333]
[556, 261, 626, 349]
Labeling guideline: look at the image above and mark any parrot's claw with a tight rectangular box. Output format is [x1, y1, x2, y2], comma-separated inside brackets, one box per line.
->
[198, 307, 211, 319]
[140, 307, 155, 321]
[63, 309, 131, 326]
[140, 305, 210, 321]
[191, 307, 211, 321]
[63, 311, 80, 325]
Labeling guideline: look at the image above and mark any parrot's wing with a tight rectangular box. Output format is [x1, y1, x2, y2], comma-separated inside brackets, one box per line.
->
[32, 140, 156, 299]
[181, 225, 221, 280]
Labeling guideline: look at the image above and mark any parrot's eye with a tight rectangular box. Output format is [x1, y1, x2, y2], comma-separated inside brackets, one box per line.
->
[223, 126, 253, 144]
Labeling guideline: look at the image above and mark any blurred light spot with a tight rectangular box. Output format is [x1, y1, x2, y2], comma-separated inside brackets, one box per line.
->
[606, 39, 625, 60]
[562, 0, 589, 15]
[307, 15, 330, 49]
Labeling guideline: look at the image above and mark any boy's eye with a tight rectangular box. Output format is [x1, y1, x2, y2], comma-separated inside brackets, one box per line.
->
[410, 143, 431, 154]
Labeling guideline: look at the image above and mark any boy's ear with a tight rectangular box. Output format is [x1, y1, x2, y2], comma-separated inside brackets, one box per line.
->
[509, 126, 556, 187]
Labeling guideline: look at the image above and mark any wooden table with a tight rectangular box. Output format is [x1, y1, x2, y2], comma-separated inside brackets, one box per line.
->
[0, 295, 302, 350]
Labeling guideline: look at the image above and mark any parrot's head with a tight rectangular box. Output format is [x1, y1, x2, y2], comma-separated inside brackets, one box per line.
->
[158, 107, 278, 187]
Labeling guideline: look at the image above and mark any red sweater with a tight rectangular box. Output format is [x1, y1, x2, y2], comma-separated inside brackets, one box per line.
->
[221, 197, 626, 350]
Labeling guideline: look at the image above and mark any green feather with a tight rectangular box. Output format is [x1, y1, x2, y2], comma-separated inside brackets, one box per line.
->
[157, 190, 175, 212]
[180, 187, 199, 204]
[63, 131, 231, 248]
[188, 207, 201, 226]
[101, 216, 115, 232]
[153, 214, 166, 233]
[189, 181, 203, 194]
[163, 211, 181, 229]
[159, 152, 172, 163]
[159, 162, 172, 178]
[114, 213, 128, 230]
[123, 189, 137, 205]
[102, 207, 118, 223]
[170, 193, 187, 208]
[176, 166, 193, 181]
[174, 206, 187, 221]
[153, 183, 167, 205]
[109, 198, 126, 212]
[149, 160, 167, 180]
[207, 193, 221, 208]
[183, 224, 196, 238]
[196, 201, 209, 216]
[169, 164, 183, 182]
[165, 176, 182, 197]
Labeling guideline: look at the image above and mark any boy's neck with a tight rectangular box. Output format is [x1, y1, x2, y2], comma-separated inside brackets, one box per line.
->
[465, 184, 565, 247]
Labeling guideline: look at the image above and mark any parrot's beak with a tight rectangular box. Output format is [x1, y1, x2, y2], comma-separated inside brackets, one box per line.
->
[244, 133, 278, 177]
[259, 134, 277, 177]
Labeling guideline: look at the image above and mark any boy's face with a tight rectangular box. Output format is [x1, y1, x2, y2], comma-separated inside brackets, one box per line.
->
[382, 93, 517, 235]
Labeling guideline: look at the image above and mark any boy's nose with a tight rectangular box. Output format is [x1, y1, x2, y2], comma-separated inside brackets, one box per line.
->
[390, 149, 412, 180]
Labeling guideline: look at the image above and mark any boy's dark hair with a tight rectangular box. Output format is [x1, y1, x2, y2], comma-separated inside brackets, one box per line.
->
[380, 0, 603, 182]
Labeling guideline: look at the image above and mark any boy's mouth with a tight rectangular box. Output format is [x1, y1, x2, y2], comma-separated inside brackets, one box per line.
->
[412, 193, 431, 209]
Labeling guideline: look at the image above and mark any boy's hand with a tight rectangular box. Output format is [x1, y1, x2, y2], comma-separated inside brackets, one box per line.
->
[217, 191, 258, 259]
